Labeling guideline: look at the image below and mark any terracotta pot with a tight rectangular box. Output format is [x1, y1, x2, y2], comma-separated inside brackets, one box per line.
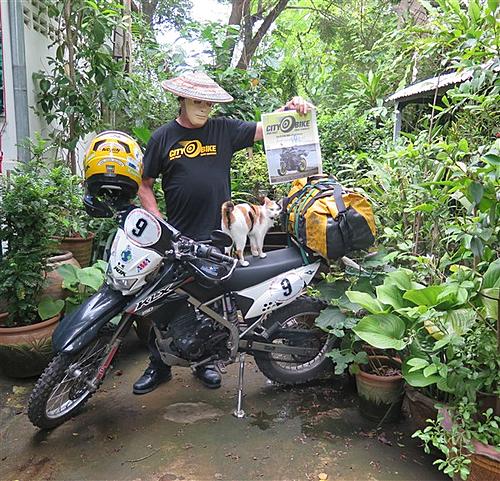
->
[355, 355, 404, 423]
[441, 407, 500, 481]
[405, 385, 439, 432]
[0, 313, 60, 378]
[468, 441, 500, 481]
[42, 251, 81, 301]
[53, 233, 95, 267]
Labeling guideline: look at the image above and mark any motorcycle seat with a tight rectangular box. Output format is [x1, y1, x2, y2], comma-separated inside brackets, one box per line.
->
[223, 246, 304, 292]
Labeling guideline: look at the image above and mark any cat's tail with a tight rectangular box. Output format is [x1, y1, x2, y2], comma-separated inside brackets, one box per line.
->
[221, 201, 235, 229]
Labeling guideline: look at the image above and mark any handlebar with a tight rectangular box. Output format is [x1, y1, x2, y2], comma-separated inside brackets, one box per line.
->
[193, 244, 235, 264]
[171, 237, 238, 283]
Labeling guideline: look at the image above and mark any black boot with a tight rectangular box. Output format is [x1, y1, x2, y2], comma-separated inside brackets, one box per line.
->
[194, 365, 221, 389]
[133, 363, 172, 395]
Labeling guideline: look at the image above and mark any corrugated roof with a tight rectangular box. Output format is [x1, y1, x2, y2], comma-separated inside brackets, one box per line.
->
[386, 60, 499, 103]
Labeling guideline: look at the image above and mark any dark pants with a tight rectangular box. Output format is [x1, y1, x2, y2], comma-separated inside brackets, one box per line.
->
[147, 299, 195, 369]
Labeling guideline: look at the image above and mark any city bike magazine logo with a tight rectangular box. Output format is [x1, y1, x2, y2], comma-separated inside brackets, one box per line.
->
[169, 140, 217, 160]
[265, 115, 311, 135]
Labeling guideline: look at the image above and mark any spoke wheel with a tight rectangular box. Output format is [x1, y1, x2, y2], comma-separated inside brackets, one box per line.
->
[254, 297, 338, 385]
[28, 332, 112, 429]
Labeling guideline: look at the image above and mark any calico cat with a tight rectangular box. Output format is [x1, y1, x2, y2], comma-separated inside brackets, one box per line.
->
[221, 197, 281, 266]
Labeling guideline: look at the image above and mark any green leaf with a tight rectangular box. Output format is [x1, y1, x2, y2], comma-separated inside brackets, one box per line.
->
[469, 182, 484, 206]
[442, 308, 476, 336]
[76, 267, 104, 291]
[39, 79, 51, 93]
[482, 259, 500, 289]
[411, 203, 435, 213]
[402, 360, 441, 387]
[57, 264, 79, 287]
[488, 0, 499, 13]
[433, 334, 452, 350]
[468, 0, 481, 23]
[132, 126, 152, 145]
[315, 306, 346, 330]
[376, 282, 407, 310]
[38, 297, 64, 320]
[316, 280, 350, 302]
[352, 313, 407, 350]
[407, 357, 429, 369]
[346, 291, 385, 314]
[423, 364, 438, 377]
[386, 269, 415, 291]
[403, 286, 447, 307]
[483, 154, 500, 166]
[481, 288, 499, 320]
[470, 236, 483, 258]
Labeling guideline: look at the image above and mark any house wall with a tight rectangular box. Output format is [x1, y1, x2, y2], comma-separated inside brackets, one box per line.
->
[1, 1, 17, 172]
[1, 1, 54, 172]
[1, 2, 118, 175]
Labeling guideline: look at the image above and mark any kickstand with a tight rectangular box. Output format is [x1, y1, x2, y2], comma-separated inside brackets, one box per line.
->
[233, 353, 246, 419]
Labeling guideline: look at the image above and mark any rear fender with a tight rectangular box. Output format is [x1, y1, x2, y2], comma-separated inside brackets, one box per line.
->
[52, 285, 129, 354]
[235, 262, 321, 319]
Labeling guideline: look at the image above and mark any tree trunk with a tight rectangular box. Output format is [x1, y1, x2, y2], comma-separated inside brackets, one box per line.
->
[236, 0, 290, 70]
[221, 0, 249, 69]
[141, 0, 159, 27]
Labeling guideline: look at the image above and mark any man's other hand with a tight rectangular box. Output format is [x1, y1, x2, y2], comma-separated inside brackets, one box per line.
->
[282, 96, 315, 115]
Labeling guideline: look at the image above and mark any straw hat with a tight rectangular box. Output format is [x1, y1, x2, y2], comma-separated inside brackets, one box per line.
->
[161, 71, 234, 103]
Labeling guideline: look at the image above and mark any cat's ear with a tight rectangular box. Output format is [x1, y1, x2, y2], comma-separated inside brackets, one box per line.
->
[256, 194, 267, 205]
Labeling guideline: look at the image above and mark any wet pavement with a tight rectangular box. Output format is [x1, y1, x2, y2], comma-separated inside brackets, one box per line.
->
[0, 334, 447, 481]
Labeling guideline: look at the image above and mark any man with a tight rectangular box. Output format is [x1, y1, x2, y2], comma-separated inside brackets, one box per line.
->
[133, 71, 312, 395]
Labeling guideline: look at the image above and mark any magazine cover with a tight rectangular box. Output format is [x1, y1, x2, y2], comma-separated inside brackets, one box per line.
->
[261, 109, 322, 184]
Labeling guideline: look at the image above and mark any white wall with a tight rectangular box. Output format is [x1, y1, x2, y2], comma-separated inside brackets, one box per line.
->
[0, 1, 54, 172]
[1, 1, 18, 171]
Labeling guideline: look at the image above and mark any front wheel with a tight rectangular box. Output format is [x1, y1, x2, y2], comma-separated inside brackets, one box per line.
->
[254, 296, 337, 385]
[28, 331, 113, 429]
[298, 157, 307, 172]
[278, 161, 288, 176]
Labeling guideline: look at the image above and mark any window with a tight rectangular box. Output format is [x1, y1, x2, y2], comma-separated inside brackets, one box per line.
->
[23, 0, 54, 40]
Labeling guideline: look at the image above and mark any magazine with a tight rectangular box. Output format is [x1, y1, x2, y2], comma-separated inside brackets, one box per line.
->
[261, 109, 322, 185]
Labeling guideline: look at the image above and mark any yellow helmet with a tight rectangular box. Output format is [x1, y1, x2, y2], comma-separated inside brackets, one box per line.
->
[83, 131, 143, 216]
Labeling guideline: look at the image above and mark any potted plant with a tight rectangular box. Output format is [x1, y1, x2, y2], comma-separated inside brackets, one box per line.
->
[47, 161, 95, 266]
[0, 157, 63, 378]
[345, 261, 499, 480]
[411, 260, 500, 480]
[313, 256, 406, 423]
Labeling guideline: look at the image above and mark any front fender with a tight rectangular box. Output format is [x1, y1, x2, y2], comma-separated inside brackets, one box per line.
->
[52, 285, 129, 354]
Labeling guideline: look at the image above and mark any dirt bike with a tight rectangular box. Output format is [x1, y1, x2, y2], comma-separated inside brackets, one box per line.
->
[278, 147, 308, 176]
[28, 206, 336, 429]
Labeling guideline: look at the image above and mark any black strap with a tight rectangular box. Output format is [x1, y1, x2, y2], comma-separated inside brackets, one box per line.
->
[332, 183, 347, 214]
[283, 184, 311, 211]
[297, 183, 347, 218]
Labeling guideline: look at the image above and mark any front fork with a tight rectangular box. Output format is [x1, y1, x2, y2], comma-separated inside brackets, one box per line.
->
[85, 314, 135, 391]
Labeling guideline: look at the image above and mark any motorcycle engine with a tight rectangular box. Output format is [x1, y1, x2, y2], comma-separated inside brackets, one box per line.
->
[168, 311, 229, 361]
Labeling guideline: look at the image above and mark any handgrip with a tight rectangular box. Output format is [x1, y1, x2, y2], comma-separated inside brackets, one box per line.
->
[195, 244, 234, 263]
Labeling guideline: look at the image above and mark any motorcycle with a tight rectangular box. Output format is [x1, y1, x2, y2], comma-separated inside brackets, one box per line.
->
[278, 147, 308, 176]
[28, 205, 336, 429]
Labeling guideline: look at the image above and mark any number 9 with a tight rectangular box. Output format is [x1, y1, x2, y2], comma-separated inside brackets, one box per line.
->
[132, 218, 148, 237]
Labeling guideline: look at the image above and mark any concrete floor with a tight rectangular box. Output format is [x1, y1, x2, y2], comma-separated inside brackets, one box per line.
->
[0, 334, 447, 481]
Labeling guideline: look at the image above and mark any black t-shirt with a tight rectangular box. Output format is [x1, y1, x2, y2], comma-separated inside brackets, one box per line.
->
[143, 117, 256, 240]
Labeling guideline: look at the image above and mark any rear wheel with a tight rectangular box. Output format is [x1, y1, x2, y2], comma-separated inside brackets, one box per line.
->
[28, 331, 113, 429]
[254, 296, 337, 385]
